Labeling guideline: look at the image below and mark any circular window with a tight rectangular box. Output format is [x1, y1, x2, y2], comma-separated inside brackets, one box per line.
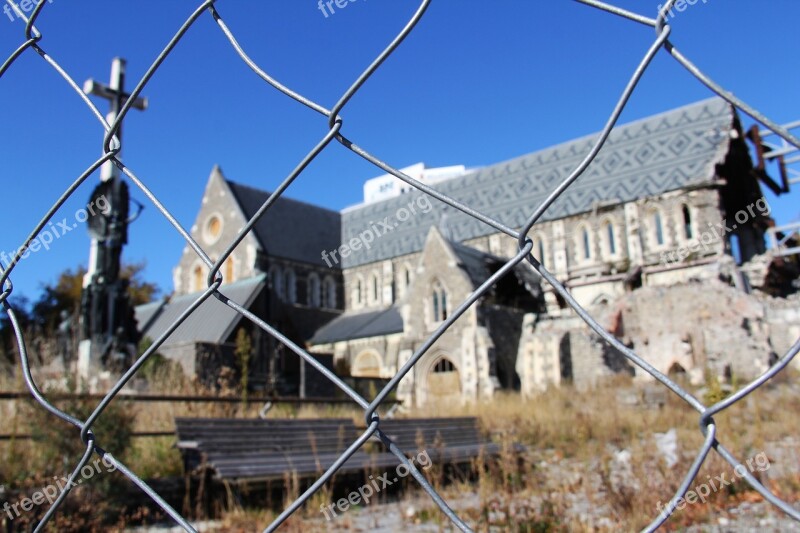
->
[204, 214, 223, 244]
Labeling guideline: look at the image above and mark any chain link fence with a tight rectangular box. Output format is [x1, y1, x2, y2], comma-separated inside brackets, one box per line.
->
[1, 1, 799, 531]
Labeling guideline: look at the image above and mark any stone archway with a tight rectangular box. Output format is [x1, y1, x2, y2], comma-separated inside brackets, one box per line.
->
[352, 350, 382, 378]
[425, 357, 461, 403]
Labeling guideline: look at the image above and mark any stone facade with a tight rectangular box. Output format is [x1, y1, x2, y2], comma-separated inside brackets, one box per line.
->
[140, 98, 797, 405]
[340, 187, 727, 314]
[517, 275, 797, 396]
[318, 98, 789, 404]
[141, 167, 343, 394]
[310, 228, 541, 406]
[172, 167, 344, 313]
[333, 184, 745, 401]
[172, 168, 259, 295]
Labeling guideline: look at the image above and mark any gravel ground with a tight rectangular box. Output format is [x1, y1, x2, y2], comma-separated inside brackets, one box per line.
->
[125, 496, 800, 532]
[127, 432, 800, 531]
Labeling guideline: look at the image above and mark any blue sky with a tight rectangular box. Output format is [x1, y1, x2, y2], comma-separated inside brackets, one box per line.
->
[0, 0, 798, 301]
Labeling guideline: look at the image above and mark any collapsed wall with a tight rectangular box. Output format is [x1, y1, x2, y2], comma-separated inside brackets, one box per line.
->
[610, 280, 774, 383]
[517, 273, 798, 396]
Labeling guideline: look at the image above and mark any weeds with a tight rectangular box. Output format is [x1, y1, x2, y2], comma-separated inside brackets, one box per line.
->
[0, 372, 798, 530]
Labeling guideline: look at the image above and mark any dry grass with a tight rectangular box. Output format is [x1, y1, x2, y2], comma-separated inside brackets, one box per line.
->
[200, 373, 800, 531]
[400, 373, 800, 531]
[2, 368, 800, 531]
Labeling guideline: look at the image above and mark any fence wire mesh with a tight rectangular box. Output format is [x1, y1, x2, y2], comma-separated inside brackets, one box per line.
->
[1, 1, 799, 531]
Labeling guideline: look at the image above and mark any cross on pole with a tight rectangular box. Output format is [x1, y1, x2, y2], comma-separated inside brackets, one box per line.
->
[83, 57, 148, 181]
[81, 57, 147, 288]
[78, 57, 147, 375]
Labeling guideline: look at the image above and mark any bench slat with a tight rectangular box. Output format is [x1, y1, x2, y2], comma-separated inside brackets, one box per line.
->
[174, 416, 513, 481]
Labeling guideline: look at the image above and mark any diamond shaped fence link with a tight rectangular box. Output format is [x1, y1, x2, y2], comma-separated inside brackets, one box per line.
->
[0, 1, 798, 532]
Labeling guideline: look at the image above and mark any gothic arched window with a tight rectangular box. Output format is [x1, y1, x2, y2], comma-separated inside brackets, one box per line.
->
[192, 265, 204, 292]
[224, 257, 235, 284]
[433, 358, 456, 373]
[322, 276, 336, 308]
[370, 273, 380, 305]
[284, 268, 296, 303]
[269, 265, 283, 300]
[355, 277, 363, 305]
[431, 280, 448, 323]
[582, 228, 591, 260]
[606, 222, 616, 256]
[654, 211, 665, 246]
[682, 204, 693, 240]
[307, 273, 321, 307]
[532, 232, 547, 267]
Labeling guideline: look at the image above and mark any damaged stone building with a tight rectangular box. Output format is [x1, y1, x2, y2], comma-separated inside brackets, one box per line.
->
[136, 171, 343, 394]
[137, 97, 798, 405]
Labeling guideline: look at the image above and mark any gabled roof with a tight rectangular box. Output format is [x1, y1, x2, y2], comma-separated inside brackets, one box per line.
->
[308, 234, 544, 346]
[136, 275, 266, 347]
[448, 239, 506, 288]
[309, 306, 403, 345]
[446, 236, 542, 299]
[341, 97, 734, 268]
[225, 178, 341, 268]
[134, 299, 167, 335]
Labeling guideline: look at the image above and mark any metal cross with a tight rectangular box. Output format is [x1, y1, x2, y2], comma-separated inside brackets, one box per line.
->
[81, 56, 147, 288]
[83, 57, 148, 181]
[79, 58, 148, 366]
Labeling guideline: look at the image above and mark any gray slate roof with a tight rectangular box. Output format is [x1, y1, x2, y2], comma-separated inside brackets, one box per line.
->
[136, 275, 266, 346]
[310, 306, 403, 345]
[341, 97, 734, 268]
[134, 299, 166, 336]
[448, 237, 542, 298]
[226, 180, 341, 268]
[448, 239, 507, 288]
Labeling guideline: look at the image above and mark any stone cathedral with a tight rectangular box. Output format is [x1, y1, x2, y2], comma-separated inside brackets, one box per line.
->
[136, 97, 799, 406]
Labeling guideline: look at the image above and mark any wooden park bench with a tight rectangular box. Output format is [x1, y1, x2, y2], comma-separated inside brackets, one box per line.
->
[375, 416, 505, 463]
[174, 416, 518, 482]
[174, 417, 399, 482]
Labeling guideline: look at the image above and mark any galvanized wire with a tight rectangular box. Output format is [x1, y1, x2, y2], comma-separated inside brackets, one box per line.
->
[0, 1, 798, 532]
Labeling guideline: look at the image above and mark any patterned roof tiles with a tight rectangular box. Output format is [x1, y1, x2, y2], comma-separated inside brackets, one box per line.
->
[340, 97, 734, 268]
